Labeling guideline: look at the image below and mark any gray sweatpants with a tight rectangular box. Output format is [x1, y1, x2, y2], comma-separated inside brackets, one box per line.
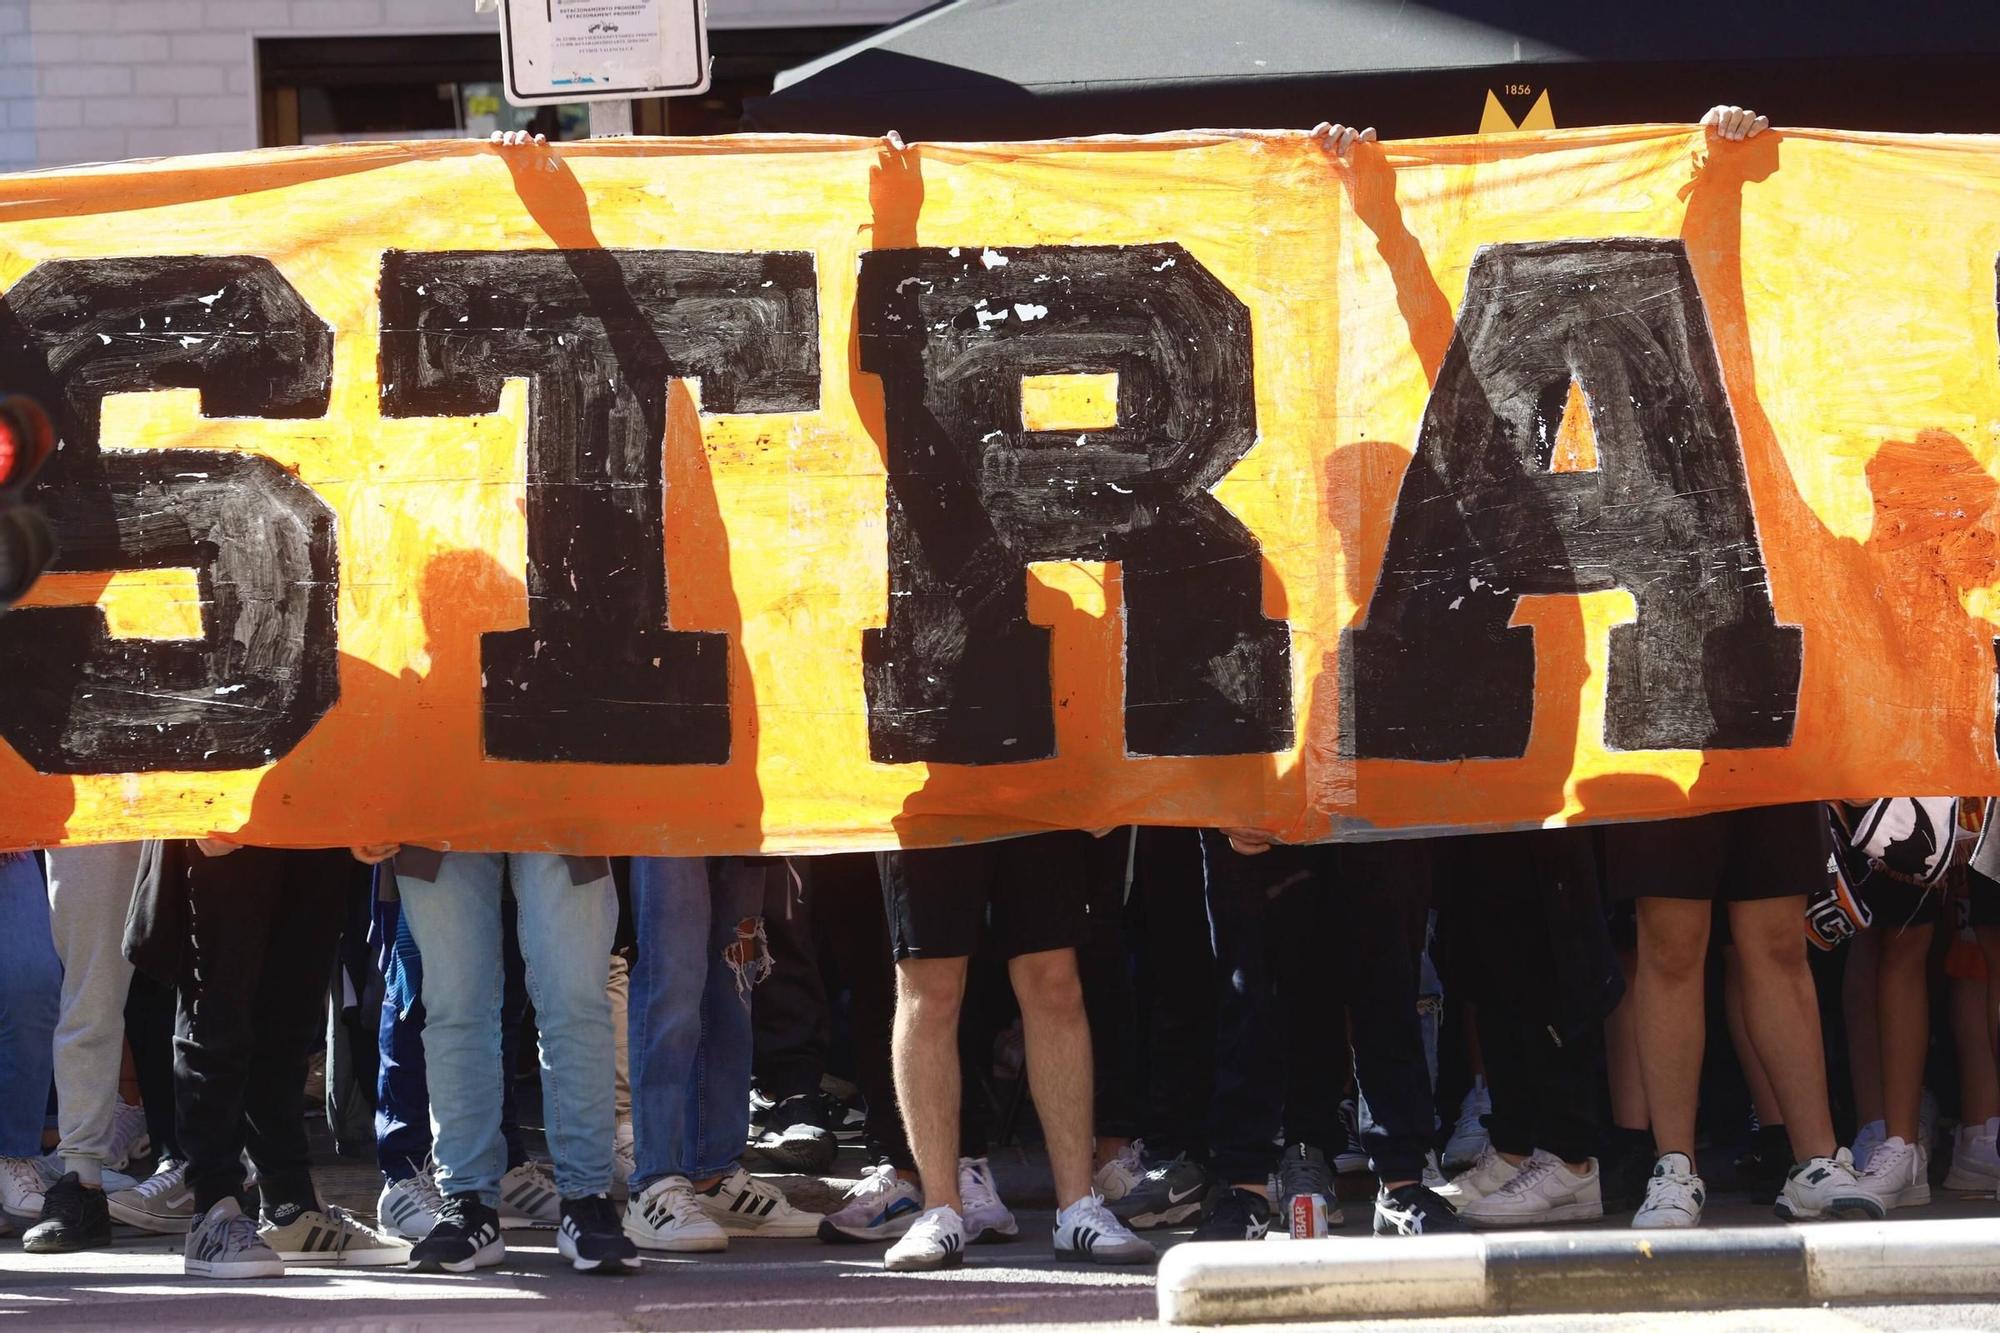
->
[46, 843, 145, 1186]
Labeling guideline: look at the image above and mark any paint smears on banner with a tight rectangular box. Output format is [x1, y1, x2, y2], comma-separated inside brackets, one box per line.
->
[1, 124, 1998, 854]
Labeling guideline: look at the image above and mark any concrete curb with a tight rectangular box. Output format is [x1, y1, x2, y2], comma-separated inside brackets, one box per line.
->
[1156, 1220, 2000, 1324]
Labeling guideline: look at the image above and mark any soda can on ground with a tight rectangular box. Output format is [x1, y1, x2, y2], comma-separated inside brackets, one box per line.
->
[1290, 1192, 1329, 1239]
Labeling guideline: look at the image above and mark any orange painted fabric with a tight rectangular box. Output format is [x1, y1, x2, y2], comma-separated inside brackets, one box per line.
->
[0, 125, 1995, 854]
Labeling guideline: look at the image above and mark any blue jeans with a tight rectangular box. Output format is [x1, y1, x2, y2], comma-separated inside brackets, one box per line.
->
[0, 854, 59, 1158]
[370, 877, 531, 1183]
[629, 857, 771, 1190]
[396, 853, 617, 1203]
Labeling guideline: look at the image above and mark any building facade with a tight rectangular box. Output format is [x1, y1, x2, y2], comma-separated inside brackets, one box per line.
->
[0, 0, 920, 171]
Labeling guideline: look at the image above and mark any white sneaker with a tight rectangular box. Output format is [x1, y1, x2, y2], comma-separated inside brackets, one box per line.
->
[1946, 1121, 2000, 1191]
[1092, 1141, 1145, 1203]
[696, 1166, 822, 1237]
[1053, 1191, 1155, 1265]
[1776, 1147, 1884, 1221]
[1441, 1080, 1492, 1170]
[957, 1157, 1019, 1243]
[186, 1197, 284, 1279]
[105, 1100, 151, 1172]
[612, 1125, 636, 1198]
[376, 1173, 445, 1242]
[1850, 1119, 1886, 1173]
[0, 1154, 55, 1231]
[1421, 1149, 1449, 1192]
[1850, 1136, 1930, 1211]
[625, 1175, 727, 1252]
[1436, 1143, 1523, 1206]
[260, 1203, 413, 1267]
[498, 1160, 560, 1229]
[109, 1159, 195, 1234]
[817, 1163, 924, 1243]
[1632, 1153, 1706, 1228]
[884, 1204, 963, 1271]
[1459, 1150, 1603, 1228]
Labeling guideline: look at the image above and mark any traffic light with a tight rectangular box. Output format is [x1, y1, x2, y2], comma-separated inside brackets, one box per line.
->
[0, 393, 56, 609]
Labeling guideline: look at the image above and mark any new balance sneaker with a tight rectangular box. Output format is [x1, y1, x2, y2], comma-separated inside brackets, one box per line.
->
[625, 1175, 727, 1252]
[377, 1172, 444, 1242]
[818, 1163, 923, 1243]
[1335, 1098, 1369, 1173]
[1945, 1120, 2000, 1191]
[1115, 1153, 1212, 1230]
[1850, 1118, 1887, 1173]
[753, 1094, 837, 1175]
[261, 1202, 411, 1266]
[0, 1153, 54, 1231]
[557, 1194, 640, 1273]
[1276, 1143, 1344, 1227]
[1776, 1148, 1883, 1221]
[1441, 1080, 1492, 1170]
[23, 1173, 113, 1253]
[498, 1160, 560, 1229]
[958, 1157, 1019, 1243]
[1191, 1187, 1270, 1241]
[1053, 1191, 1156, 1265]
[109, 1159, 194, 1234]
[1458, 1151, 1603, 1228]
[1850, 1136, 1930, 1211]
[884, 1204, 964, 1271]
[407, 1193, 505, 1273]
[696, 1166, 822, 1237]
[105, 1099, 151, 1172]
[1436, 1143, 1524, 1207]
[185, 1197, 284, 1279]
[1092, 1141, 1146, 1203]
[612, 1125, 636, 1197]
[1633, 1153, 1706, 1228]
[1373, 1183, 1465, 1235]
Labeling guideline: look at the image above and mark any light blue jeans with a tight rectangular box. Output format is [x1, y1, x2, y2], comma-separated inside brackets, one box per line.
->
[629, 857, 771, 1191]
[395, 853, 617, 1203]
[0, 854, 59, 1158]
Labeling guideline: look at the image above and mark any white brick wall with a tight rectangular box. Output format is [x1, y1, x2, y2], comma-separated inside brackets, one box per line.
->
[4, 0, 925, 169]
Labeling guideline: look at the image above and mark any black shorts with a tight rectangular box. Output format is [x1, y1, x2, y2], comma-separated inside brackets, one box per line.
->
[878, 829, 1094, 962]
[1603, 804, 1825, 903]
[1966, 867, 2000, 929]
[1857, 872, 1945, 930]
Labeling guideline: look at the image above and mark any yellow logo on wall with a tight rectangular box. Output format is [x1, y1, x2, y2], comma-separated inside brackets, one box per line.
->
[1480, 88, 1556, 133]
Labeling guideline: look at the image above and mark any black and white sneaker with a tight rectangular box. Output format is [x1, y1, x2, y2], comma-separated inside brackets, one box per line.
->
[1190, 1187, 1270, 1241]
[24, 1173, 113, 1253]
[558, 1194, 640, 1273]
[1373, 1183, 1465, 1235]
[1052, 1192, 1155, 1265]
[752, 1095, 837, 1174]
[1114, 1154, 1214, 1230]
[407, 1192, 504, 1273]
[1334, 1098, 1371, 1173]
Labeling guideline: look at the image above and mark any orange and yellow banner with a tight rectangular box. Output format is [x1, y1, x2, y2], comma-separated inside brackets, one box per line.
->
[2, 124, 1998, 854]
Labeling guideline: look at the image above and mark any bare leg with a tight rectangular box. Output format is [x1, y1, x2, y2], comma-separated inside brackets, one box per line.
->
[894, 956, 970, 1212]
[1953, 968, 2000, 1128]
[1724, 945, 1785, 1129]
[1008, 948, 1095, 1208]
[1605, 946, 1649, 1132]
[1728, 897, 1836, 1162]
[1875, 924, 1934, 1144]
[1635, 899, 1713, 1158]
[1845, 928, 1884, 1131]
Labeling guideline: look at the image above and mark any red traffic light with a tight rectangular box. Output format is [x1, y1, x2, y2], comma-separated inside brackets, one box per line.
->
[0, 394, 54, 491]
